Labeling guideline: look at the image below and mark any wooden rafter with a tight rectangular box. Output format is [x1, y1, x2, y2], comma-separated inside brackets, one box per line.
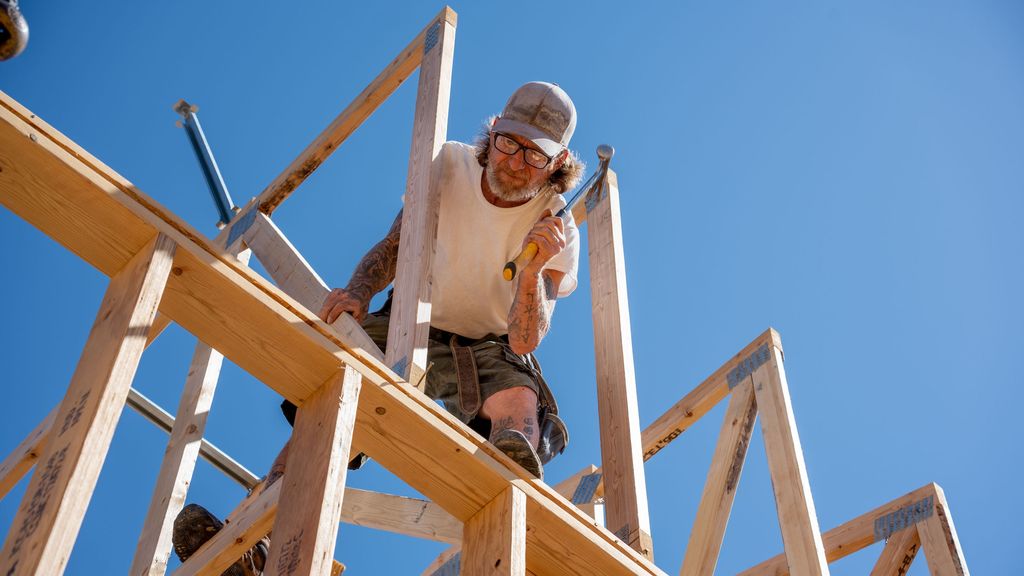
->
[737, 483, 968, 575]
[679, 379, 757, 576]
[254, 7, 458, 215]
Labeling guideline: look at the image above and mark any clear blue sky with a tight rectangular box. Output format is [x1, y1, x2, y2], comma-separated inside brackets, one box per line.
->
[2, 1, 1021, 574]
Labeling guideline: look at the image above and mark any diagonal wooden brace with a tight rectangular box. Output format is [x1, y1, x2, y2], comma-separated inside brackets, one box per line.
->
[870, 524, 920, 576]
[680, 379, 758, 576]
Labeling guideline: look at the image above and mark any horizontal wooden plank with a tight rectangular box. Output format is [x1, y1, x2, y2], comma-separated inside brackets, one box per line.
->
[344, 488, 461, 544]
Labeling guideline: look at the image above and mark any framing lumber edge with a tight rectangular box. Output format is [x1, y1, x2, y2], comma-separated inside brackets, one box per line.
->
[750, 343, 829, 574]
[0, 91, 664, 576]
[385, 7, 456, 385]
[586, 168, 653, 559]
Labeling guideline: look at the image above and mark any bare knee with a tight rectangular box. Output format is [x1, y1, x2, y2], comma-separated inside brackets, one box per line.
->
[480, 386, 539, 446]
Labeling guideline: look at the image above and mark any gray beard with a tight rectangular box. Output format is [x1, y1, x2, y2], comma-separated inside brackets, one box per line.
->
[486, 164, 541, 204]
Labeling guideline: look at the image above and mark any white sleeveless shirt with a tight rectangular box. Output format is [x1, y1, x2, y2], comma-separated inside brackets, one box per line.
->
[428, 141, 580, 338]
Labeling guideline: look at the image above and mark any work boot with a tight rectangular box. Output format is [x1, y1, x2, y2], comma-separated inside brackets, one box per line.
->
[491, 429, 544, 480]
[172, 503, 268, 576]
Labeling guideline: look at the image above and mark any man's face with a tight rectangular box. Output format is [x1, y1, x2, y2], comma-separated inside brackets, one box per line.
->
[485, 131, 564, 203]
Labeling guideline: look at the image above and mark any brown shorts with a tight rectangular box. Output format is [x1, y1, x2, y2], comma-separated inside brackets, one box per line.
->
[359, 311, 540, 424]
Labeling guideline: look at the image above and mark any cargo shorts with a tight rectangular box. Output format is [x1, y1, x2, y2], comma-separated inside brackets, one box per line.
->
[359, 310, 541, 426]
[281, 308, 540, 430]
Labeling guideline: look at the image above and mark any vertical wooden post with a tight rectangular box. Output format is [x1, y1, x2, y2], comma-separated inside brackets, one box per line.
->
[386, 7, 456, 387]
[586, 169, 653, 559]
[750, 337, 829, 576]
[129, 248, 250, 576]
[680, 380, 757, 576]
[917, 485, 969, 576]
[869, 525, 920, 576]
[265, 365, 362, 576]
[461, 485, 526, 576]
[0, 233, 176, 575]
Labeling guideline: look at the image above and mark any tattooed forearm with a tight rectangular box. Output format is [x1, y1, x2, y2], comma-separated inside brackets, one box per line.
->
[345, 208, 403, 301]
[507, 271, 558, 354]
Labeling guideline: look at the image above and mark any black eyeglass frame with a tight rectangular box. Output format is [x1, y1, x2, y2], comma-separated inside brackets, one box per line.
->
[491, 132, 557, 169]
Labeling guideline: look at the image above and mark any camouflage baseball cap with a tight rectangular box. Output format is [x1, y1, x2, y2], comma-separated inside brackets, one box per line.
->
[493, 81, 576, 157]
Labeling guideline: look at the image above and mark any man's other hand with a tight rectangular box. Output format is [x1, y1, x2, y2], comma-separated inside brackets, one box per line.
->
[521, 210, 566, 276]
[320, 288, 370, 324]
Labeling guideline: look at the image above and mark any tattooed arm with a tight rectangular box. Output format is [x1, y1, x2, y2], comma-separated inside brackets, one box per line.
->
[508, 269, 564, 354]
[320, 208, 403, 323]
[507, 210, 568, 354]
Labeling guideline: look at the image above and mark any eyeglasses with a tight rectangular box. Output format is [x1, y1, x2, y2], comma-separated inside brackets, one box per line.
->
[492, 132, 554, 169]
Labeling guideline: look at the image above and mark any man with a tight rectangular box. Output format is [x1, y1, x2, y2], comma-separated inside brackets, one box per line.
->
[317, 80, 583, 477]
[173, 81, 583, 571]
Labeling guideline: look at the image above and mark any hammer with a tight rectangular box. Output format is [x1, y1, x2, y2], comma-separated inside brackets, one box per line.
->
[503, 144, 615, 281]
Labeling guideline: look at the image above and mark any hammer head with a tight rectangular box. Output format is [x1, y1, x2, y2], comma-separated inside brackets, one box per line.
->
[596, 144, 615, 162]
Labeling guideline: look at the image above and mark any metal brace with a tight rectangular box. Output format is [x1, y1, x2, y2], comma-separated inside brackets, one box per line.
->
[727, 344, 771, 389]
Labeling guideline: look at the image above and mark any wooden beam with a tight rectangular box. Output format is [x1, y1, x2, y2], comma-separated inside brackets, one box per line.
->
[385, 10, 456, 385]
[125, 387, 261, 490]
[0, 95, 344, 403]
[144, 218, 249, 349]
[462, 485, 527, 576]
[870, 525, 920, 576]
[175, 482, 281, 576]
[641, 328, 778, 462]
[0, 408, 56, 502]
[343, 488, 461, 544]
[0, 234, 175, 575]
[0, 92, 665, 576]
[749, 340, 829, 575]
[917, 485, 969, 576]
[679, 380, 757, 576]
[267, 366, 362, 576]
[586, 169, 653, 560]
[243, 212, 383, 360]
[130, 340, 228, 576]
[129, 247, 249, 576]
[737, 483, 937, 575]
[255, 7, 458, 215]
[422, 547, 461, 576]
[422, 464, 603, 576]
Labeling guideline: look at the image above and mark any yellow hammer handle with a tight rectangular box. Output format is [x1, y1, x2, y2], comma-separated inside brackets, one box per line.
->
[503, 242, 539, 281]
